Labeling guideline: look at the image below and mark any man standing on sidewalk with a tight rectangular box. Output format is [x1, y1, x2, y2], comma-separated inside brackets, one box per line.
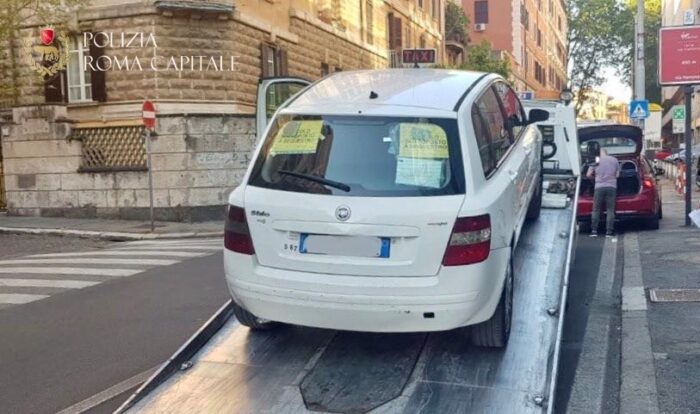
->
[587, 148, 620, 237]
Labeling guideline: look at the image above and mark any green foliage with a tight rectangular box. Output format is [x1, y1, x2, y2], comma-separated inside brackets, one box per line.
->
[618, 0, 662, 104]
[460, 40, 512, 79]
[567, 0, 631, 114]
[445, 1, 470, 45]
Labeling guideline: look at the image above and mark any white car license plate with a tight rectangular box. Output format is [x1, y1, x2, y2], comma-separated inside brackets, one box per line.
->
[300, 234, 390, 258]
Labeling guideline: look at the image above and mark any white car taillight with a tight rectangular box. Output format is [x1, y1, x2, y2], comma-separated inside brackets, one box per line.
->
[224, 205, 255, 255]
[442, 214, 491, 266]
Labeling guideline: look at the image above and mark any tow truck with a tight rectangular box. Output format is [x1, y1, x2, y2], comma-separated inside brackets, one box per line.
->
[115, 79, 581, 414]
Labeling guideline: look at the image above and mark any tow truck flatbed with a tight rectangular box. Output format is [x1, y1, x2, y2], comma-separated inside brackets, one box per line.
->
[117, 101, 580, 414]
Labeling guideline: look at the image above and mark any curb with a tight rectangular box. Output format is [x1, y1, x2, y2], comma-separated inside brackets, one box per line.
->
[0, 226, 223, 241]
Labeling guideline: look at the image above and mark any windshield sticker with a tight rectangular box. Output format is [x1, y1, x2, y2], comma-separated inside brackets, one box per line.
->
[395, 157, 444, 189]
[270, 120, 323, 155]
[398, 123, 449, 159]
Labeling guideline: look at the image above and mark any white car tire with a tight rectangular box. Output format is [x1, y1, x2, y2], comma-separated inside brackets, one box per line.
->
[470, 257, 513, 348]
[232, 301, 278, 330]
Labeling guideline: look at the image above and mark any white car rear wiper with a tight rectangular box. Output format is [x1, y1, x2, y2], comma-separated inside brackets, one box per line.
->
[277, 170, 351, 192]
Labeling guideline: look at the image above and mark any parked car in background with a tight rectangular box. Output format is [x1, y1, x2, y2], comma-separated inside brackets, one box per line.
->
[667, 145, 700, 162]
[577, 124, 663, 231]
[654, 150, 672, 160]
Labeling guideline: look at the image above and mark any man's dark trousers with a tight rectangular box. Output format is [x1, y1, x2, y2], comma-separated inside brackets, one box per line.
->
[591, 186, 616, 234]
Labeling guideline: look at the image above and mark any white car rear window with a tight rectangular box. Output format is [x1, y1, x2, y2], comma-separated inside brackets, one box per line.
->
[248, 115, 466, 197]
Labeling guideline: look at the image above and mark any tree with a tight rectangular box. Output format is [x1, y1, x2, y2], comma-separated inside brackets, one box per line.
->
[618, 0, 662, 104]
[0, 0, 86, 105]
[567, 0, 631, 114]
[445, 1, 470, 45]
[461, 40, 512, 79]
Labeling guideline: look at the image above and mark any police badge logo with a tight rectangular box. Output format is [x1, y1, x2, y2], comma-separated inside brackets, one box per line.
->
[21, 26, 71, 80]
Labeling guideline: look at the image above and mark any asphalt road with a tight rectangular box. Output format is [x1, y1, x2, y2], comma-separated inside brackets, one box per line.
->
[0, 231, 606, 414]
[0, 235, 229, 414]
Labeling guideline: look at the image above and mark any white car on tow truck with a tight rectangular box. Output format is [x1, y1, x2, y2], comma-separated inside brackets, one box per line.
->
[224, 69, 549, 347]
[118, 85, 580, 414]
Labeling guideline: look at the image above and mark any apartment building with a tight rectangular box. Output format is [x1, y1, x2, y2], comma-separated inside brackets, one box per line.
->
[460, 0, 568, 99]
[0, 0, 445, 218]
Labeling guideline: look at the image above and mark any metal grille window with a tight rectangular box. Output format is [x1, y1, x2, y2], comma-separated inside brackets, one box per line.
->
[72, 126, 147, 172]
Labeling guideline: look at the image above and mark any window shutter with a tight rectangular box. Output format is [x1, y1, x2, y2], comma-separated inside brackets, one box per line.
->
[89, 37, 107, 102]
[390, 15, 402, 50]
[277, 49, 288, 76]
[44, 72, 66, 103]
[261, 43, 273, 77]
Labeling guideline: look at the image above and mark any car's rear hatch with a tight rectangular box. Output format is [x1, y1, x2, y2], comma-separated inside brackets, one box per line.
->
[578, 124, 642, 159]
[244, 114, 466, 277]
[578, 125, 643, 197]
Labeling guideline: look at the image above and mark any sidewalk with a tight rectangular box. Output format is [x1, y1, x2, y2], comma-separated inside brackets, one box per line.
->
[0, 212, 223, 241]
[621, 180, 699, 414]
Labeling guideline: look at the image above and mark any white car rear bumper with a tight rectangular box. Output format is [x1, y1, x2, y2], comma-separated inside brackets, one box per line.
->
[224, 248, 510, 332]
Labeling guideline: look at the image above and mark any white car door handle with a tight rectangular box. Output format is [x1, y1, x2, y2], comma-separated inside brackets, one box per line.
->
[508, 169, 518, 181]
[524, 147, 532, 155]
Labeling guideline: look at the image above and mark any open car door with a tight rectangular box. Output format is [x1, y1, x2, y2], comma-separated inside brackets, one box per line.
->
[256, 77, 311, 141]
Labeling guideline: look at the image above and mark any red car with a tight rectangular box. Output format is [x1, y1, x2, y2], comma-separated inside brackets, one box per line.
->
[577, 124, 663, 232]
[654, 150, 672, 160]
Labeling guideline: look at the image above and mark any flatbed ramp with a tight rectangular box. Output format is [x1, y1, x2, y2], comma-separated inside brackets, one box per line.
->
[119, 204, 576, 414]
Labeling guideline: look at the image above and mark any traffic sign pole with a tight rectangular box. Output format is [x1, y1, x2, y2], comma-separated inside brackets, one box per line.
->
[684, 86, 693, 226]
[146, 128, 155, 232]
[142, 101, 156, 232]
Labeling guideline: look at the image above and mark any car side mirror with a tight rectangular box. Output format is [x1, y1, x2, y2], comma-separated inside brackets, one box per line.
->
[527, 109, 549, 124]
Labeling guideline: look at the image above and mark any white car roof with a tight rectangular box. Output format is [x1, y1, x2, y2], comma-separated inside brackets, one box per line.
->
[285, 69, 492, 116]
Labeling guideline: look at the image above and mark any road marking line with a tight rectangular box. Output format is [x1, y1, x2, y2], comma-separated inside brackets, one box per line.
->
[56, 367, 158, 414]
[28, 251, 207, 258]
[0, 258, 178, 266]
[0, 293, 49, 304]
[114, 245, 221, 251]
[621, 233, 660, 414]
[0, 267, 141, 277]
[0, 279, 100, 289]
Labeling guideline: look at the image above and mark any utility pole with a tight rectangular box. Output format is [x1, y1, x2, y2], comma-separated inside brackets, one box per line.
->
[634, 0, 645, 128]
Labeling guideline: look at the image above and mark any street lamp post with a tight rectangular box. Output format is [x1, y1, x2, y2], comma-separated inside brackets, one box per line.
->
[634, 0, 645, 129]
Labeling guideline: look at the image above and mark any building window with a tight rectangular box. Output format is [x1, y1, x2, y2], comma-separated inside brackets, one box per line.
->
[419, 34, 426, 48]
[536, 28, 542, 48]
[432, 0, 438, 18]
[366, 0, 374, 45]
[321, 62, 329, 76]
[261, 43, 289, 77]
[521, 5, 529, 28]
[534, 61, 546, 85]
[387, 13, 402, 51]
[418, 0, 423, 8]
[474, 1, 488, 24]
[67, 36, 92, 102]
[45, 34, 106, 104]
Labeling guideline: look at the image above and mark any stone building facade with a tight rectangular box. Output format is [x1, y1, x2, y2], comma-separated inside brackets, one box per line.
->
[0, 0, 446, 219]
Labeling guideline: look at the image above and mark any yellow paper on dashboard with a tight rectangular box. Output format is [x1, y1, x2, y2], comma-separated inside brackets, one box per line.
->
[270, 120, 323, 155]
[398, 123, 449, 159]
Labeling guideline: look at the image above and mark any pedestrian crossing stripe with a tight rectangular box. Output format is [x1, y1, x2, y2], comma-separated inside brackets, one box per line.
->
[0, 238, 222, 306]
